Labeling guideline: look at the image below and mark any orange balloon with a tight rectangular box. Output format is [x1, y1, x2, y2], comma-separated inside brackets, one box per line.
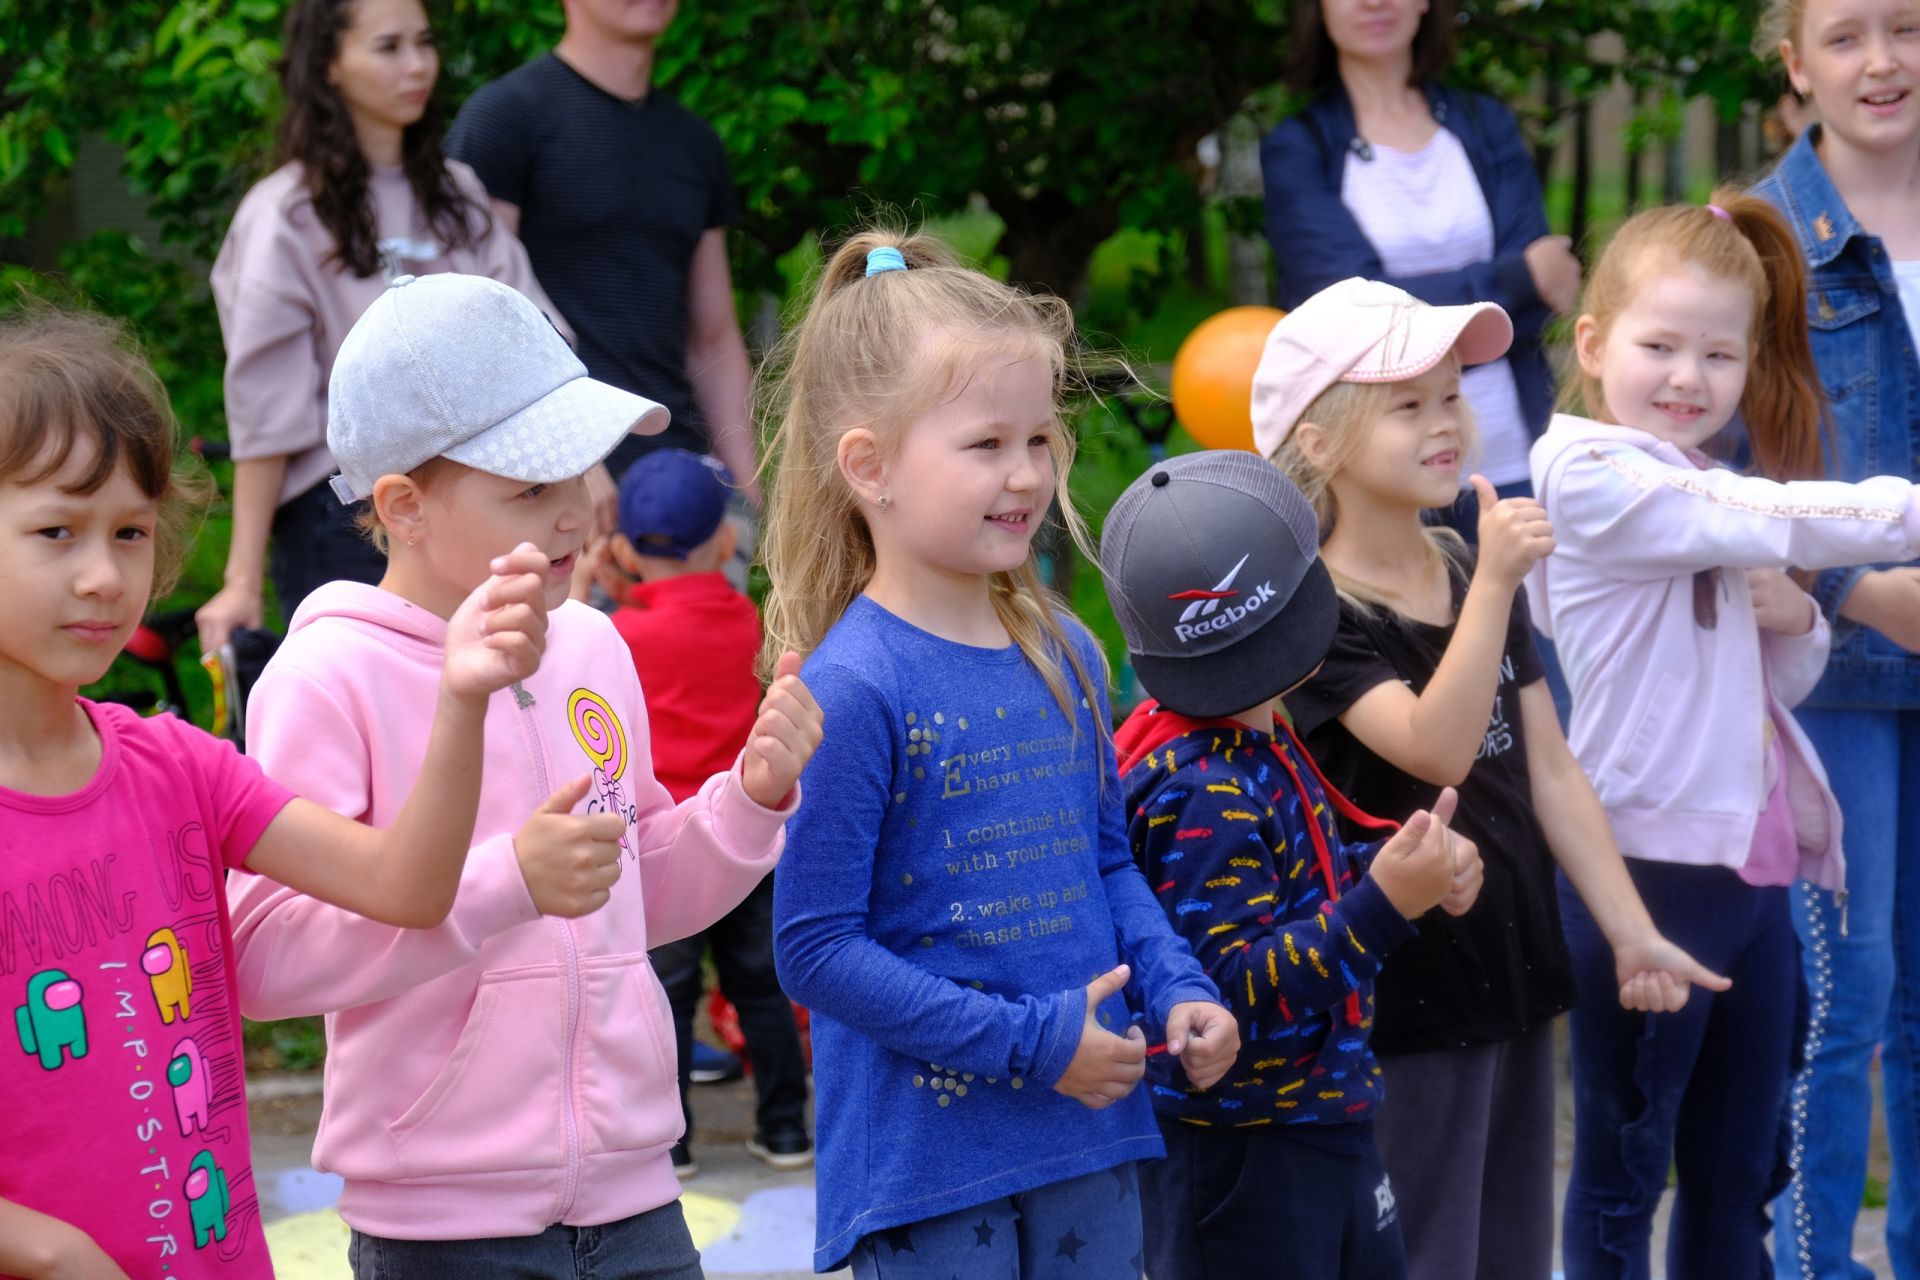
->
[1170, 305, 1286, 453]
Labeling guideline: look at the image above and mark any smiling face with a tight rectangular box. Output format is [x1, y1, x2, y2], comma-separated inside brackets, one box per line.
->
[1576, 256, 1755, 449]
[868, 347, 1060, 585]
[329, 0, 438, 139]
[406, 463, 594, 613]
[1785, 0, 1920, 154]
[1315, 359, 1473, 514]
[0, 440, 158, 697]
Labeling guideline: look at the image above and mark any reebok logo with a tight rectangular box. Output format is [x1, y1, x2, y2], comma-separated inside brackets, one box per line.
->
[1173, 581, 1277, 643]
[1168, 554, 1251, 623]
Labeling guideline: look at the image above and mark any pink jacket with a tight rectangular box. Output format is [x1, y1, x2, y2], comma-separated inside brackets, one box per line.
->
[227, 583, 790, 1238]
[1528, 414, 1920, 891]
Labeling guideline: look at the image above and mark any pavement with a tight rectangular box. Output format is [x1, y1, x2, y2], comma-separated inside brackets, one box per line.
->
[248, 1030, 1892, 1279]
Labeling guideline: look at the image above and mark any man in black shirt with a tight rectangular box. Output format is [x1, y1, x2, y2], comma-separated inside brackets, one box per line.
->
[448, 0, 757, 503]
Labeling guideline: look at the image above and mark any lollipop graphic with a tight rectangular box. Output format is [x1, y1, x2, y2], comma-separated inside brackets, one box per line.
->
[568, 689, 628, 783]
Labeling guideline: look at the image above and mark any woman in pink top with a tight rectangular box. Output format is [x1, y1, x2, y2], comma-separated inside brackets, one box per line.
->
[197, 0, 564, 651]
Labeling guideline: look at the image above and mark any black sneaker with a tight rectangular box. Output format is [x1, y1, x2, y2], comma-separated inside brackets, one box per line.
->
[746, 1129, 814, 1171]
[670, 1140, 698, 1180]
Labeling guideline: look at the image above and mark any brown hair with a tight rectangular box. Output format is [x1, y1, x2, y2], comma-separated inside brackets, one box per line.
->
[1288, 0, 1458, 96]
[1563, 188, 1827, 481]
[756, 227, 1104, 721]
[0, 308, 208, 595]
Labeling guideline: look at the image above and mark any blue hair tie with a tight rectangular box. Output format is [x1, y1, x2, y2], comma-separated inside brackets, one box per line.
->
[865, 246, 908, 277]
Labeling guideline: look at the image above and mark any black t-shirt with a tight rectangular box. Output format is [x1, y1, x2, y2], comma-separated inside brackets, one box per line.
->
[448, 54, 738, 471]
[1284, 562, 1577, 1055]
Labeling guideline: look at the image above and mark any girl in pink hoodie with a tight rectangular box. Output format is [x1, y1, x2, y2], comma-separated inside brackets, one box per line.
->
[1530, 193, 1920, 1279]
[226, 273, 823, 1278]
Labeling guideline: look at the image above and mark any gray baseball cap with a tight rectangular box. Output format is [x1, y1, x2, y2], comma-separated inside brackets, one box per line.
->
[326, 272, 669, 504]
[1099, 451, 1337, 718]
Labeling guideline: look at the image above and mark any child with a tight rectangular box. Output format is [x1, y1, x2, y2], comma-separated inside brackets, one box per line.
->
[1258, 278, 1727, 1280]
[1529, 194, 1920, 1278]
[225, 273, 823, 1277]
[594, 447, 812, 1177]
[0, 309, 550, 1277]
[762, 231, 1241, 1278]
[1100, 448, 1483, 1280]
[1753, 0, 1920, 1266]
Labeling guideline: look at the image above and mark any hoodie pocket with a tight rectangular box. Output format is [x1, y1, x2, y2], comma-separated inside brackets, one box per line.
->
[1605, 671, 1685, 804]
[575, 952, 681, 1157]
[389, 967, 568, 1178]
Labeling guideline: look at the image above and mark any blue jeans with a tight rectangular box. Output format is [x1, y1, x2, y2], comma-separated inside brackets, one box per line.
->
[348, 1201, 702, 1279]
[1561, 863, 1801, 1280]
[1776, 707, 1920, 1279]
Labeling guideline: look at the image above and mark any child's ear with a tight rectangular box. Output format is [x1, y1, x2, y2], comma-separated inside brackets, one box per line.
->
[836, 427, 889, 508]
[1291, 421, 1331, 471]
[1572, 314, 1607, 380]
[608, 533, 644, 576]
[371, 473, 427, 549]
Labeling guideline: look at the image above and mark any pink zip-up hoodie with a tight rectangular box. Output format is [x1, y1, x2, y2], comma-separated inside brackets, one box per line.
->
[227, 582, 791, 1239]
[1528, 413, 1920, 892]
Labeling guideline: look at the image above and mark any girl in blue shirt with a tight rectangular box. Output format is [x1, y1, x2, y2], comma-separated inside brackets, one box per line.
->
[760, 231, 1239, 1277]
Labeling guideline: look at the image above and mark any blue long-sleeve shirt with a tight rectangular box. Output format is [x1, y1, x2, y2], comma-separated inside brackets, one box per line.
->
[774, 598, 1219, 1271]
[1115, 704, 1416, 1127]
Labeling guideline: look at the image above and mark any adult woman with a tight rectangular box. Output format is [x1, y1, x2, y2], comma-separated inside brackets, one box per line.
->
[198, 0, 564, 648]
[1752, 0, 1920, 1273]
[1260, 0, 1579, 504]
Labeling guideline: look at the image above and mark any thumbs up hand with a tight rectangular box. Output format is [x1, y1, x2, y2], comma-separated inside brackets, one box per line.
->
[513, 775, 628, 917]
[742, 651, 824, 809]
[1054, 965, 1149, 1110]
[1470, 474, 1555, 591]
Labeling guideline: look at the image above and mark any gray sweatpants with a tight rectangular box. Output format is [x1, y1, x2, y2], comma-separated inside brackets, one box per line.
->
[1373, 1022, 1558, 1280]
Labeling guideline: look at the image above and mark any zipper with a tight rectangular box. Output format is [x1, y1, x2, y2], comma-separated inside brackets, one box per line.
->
[512, 683, 586, 1221]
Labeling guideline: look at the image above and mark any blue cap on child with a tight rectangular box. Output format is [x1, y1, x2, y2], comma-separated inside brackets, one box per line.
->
[616, 448, 736, 560]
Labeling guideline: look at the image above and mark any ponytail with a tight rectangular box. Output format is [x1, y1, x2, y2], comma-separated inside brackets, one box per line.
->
[1568, 186, 1827, 481]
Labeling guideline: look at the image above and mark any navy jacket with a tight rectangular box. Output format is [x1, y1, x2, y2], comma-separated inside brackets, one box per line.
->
[1116, 703, 1415, 1129]
[1261, 83, 1557, 439]
[1753, 127, 1920, 710]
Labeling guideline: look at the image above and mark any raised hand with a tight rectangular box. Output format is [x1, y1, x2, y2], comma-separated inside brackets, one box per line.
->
[1470, 474, 1556, 591]
[742, 651, 825, 809]
[1371, 787, 1464, 921]
[1840, 566, 1920, 651]
[1614, 932, 1732, 1013]
[442, 543, 550, 701]
[1054, 964, 1147, 1110]
[1433, 788, 1483, 917]
[1162, 1000, 1240, 1090]
[513, 775, 627, 917]
[1524, 234, 1583, 314]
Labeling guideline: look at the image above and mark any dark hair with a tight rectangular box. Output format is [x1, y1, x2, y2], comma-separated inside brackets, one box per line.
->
[0, 308, 210, 595]
[276, 0, 488, 279]
[1287, 0, 1458, 95]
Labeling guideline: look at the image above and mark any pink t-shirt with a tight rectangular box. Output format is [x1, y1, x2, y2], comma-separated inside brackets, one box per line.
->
[2, 701, 293, 1278]
[1740, 728, 1799, 888]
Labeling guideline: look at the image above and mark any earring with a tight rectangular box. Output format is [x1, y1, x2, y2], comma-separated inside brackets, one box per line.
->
[407, 533, 418, 548]
[877, 495, 890, 511]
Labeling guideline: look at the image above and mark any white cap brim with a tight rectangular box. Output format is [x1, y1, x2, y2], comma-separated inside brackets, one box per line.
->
[441, 374, 670, 483]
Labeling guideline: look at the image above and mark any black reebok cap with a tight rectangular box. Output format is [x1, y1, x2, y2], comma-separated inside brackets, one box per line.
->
[1098, 451, 1337, 718]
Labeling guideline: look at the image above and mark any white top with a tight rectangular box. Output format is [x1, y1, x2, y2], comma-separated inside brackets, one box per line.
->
[1342, 128, 1533, 486]
[1894, 260, 1920, 351]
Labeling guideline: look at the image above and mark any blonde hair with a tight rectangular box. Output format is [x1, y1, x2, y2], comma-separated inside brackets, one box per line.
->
[1267, 369, 1472, 615]
[1757, 0, 1806, 53]
[1562, 189, 1827, 481]
[757, 227, 1104, 720]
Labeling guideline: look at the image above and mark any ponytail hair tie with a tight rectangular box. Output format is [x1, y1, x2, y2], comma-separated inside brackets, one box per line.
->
[1706, 203, 1732, 222]
[865, 246, 908, 277]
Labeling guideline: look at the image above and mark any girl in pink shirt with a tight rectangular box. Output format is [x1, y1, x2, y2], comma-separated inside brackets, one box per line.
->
[0, 310, 550, 1278]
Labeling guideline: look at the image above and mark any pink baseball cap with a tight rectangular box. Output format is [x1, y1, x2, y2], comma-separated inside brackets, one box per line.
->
[1250, 278, 1514, 459]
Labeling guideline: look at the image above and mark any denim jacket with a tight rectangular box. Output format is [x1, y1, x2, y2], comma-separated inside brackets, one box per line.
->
[1754, 127, 1920, 709]
[1260, 83, 1556, 437]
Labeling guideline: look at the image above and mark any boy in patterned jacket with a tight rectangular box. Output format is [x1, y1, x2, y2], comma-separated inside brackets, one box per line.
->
[1098, 451, 1482, 1280]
